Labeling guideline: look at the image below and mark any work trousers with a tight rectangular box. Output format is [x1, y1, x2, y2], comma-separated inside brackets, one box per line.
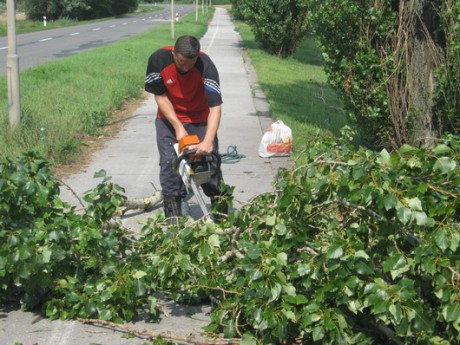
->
[155, 117, 224, 198]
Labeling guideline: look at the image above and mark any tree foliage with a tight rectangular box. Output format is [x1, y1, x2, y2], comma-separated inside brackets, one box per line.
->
[22, 0, 139, 21]
[308, 0, 460, 150]
[1, 135, 459, 343]
[230, 0, 309, 57]
[232, 0, 459, 149]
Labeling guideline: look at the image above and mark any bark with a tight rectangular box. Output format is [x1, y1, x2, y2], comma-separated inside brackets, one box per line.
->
[407, 0, 443, 147]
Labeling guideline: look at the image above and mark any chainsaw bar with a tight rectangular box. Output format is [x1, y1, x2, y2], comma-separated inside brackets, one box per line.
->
[174, 142, 210, 217]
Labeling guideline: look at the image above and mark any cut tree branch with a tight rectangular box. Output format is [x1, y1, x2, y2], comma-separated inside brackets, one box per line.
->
[77, 318, 240, 345]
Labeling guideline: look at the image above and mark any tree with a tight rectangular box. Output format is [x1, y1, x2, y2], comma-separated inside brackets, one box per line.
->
[231, 0, 309, 58]
[309, 0, 460, 149]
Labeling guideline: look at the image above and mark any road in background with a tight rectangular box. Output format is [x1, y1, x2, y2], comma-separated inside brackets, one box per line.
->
[0, 5, 195, 76]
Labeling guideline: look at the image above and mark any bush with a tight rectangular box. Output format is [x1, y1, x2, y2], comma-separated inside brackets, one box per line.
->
[231, 0, 309, 57]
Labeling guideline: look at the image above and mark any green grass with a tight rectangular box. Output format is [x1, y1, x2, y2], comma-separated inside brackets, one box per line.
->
[0, 9, 214, 163]
[235, 22, 348, 155]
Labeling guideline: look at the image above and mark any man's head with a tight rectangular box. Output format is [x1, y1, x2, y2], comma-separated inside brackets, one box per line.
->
[172, 35, 200, 74]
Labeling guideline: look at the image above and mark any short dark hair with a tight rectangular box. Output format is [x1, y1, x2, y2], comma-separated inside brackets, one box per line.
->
[174, 35, 200, 59]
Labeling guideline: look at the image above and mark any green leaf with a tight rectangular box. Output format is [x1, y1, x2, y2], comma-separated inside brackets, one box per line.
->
[93, 169, 108, 178]
[396, 205, 411, 224]
[282, 309, 296, 321]
[345, 276, 360, 288]
[355, 262, 374, 275]
[266, 215, 276, 226]
[283, 284, 296, 296]
[297, 263, 310, 276]
[250, 269, 263, 281]
[41, 246, 52, 264]
[276, 252, 288, 266]
[354, 250, 370, 260]
[284, 294, 308, 305]
[134, 279, 146, 297]
[432, 144, 451, 154]
[407, 197, 423, 211]
[326, 242, 343, 259]
[207, 234, 220, 248]
[99, 309, 112, 321]
[443, 303, 460, 322]
[269, 283, 282, 302]
[198, 242, 212, 259]
[348, 299, 362, 314]
[223, 319, 236, 338]
[413, 211, 428, 226]
[133, 270, 147, 279]
[398, 144, 417, 154]
[312, 326, 325, 341]
[383, 254, 410, 279]
[274, 223, 287, 235]
[434, 229, 449, 252]
[247, 245, 260, 260]
[412, 305, 435, 333]
[433, 157, 457, 174]
[240, 333, 257, 345]
[384, 194, 398, 211]
[376, 149, 391, 166]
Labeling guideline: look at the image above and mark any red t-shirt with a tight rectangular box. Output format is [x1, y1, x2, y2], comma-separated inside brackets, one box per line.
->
[144, 46, 222, 123]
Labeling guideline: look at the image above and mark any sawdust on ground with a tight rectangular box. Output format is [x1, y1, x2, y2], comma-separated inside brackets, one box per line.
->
[52, 95, 148, 180]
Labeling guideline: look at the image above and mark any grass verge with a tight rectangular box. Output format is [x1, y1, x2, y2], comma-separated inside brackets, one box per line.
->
[235, 21, 348, 155]
[0, 9, 214, 163]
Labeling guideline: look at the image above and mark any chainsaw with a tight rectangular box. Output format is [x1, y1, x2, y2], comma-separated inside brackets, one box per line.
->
[173, 135, 213, 217]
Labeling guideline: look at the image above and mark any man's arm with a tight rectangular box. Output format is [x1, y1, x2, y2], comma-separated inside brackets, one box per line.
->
[196, 105, 222, 155]
[154, 93, 188, 140]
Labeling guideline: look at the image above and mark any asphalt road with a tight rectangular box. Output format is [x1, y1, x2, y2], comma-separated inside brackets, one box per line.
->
[0, 5, 195, 76]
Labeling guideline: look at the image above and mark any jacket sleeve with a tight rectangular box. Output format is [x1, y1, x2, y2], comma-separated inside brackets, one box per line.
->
[145, 50, 166, 95]
[201, 54, 223, 107]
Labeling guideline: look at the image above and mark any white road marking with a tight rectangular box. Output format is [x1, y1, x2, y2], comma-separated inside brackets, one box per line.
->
[70, 32, 80, 36]
[39, 38, 52, 42]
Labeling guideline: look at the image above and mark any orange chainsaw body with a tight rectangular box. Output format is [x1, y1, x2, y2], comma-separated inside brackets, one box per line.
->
[178, 135, 200, 154]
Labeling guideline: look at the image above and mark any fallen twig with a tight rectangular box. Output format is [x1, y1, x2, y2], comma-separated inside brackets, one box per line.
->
[77, 318, 240, 345]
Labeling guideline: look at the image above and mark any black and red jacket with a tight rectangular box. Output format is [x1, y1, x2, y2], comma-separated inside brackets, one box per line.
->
[145, 46, 222, 123]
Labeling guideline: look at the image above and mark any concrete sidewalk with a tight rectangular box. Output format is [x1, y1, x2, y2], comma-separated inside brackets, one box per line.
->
[0, 7, 290, 345]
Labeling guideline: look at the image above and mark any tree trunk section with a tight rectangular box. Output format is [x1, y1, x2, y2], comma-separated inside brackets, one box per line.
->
[407, 0, 442, 147]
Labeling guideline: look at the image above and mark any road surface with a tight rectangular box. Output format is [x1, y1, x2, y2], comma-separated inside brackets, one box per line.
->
[0, 5, 195, 76]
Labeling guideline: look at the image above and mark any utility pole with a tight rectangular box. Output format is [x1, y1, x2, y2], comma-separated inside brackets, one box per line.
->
[6, 0, 21, 126]
[196, 0, 198, 22]
[171, 0, 175, 39]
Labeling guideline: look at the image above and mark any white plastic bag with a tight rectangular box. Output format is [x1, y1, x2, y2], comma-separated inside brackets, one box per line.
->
[258, 120, 292, 158]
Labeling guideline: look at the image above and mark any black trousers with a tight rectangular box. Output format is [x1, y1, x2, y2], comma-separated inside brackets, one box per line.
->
[155, 117, 224, 198]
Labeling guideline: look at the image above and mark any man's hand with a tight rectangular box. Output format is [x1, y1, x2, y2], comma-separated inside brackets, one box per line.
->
[175, 126, 188, 141]
[195, 139, 213, 155]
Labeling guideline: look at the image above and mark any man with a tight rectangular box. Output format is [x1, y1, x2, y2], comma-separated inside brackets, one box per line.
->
[145, 35, 227, 222]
